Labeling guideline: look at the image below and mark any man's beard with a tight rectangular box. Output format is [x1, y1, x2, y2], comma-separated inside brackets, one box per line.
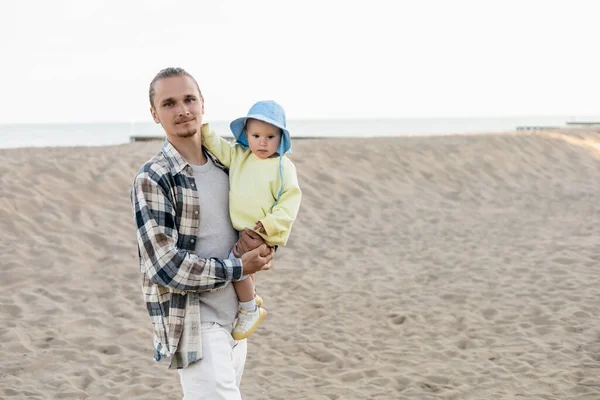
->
[176, 129, 197, 138]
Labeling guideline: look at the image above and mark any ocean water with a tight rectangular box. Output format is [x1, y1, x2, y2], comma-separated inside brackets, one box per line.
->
[1, 116, 599, 149]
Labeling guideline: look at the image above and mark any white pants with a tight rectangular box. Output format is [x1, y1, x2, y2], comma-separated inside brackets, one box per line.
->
[178, 323, 247, 400]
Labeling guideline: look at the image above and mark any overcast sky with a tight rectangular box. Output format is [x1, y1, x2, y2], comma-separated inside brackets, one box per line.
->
[1, 0, 598, 123]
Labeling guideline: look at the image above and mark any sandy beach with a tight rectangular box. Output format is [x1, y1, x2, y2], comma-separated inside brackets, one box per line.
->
[1, 130, 600, 399]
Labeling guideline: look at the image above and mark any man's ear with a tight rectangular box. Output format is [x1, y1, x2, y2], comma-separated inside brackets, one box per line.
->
[201, 97, 205, 115]
[150, 107, 160, 124]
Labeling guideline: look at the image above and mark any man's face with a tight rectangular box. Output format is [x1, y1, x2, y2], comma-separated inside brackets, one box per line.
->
[246, 119, 282, 159]
[150, 76, 204, 139]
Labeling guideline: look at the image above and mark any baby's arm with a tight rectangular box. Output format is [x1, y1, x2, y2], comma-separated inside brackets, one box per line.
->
[200, 124, 234, 167]
[258, 161, 302, 246]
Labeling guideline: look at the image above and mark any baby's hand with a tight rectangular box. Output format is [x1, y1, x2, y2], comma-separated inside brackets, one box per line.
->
[235, 228, 265, 256]
[254, 221, 266, 234]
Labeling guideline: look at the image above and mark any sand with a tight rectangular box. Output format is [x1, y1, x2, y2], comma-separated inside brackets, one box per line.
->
[1, 130, 600, 399]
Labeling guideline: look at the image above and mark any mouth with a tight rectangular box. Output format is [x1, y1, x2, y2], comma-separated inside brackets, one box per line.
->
[176, 118, 194, 125]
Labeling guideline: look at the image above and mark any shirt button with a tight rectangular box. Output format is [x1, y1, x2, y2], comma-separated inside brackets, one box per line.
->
[194, 210, 199, 215]
[190, 239, 195, 243]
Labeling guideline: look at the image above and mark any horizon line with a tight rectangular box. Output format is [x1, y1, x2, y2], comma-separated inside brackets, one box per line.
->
[2, 114, 600, 126]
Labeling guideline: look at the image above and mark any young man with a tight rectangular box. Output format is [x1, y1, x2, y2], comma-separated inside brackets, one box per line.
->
[131, 67, 274, 399]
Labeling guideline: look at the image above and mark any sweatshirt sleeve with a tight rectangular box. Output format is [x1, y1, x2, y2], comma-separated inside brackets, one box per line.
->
[259, 159, 302, 246]
[200, 124, 234, 168]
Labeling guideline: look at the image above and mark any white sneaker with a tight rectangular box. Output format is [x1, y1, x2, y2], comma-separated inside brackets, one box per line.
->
[232, 307, 267, 340]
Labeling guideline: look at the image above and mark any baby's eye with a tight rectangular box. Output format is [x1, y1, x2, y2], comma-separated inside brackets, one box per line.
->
[268, 135, 275, 139]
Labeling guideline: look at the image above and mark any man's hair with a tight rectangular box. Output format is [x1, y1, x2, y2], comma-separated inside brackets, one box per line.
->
[149, 67, 202, 109]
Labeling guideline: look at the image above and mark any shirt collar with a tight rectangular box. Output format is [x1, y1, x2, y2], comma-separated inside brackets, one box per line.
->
[160, 123, 213, 175]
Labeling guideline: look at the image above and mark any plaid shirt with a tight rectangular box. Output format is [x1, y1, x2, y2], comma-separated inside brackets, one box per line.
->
[131, 137, 243, 369]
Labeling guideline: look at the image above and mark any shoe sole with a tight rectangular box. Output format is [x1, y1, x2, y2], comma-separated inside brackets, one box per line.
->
[232, 308, 267, 340]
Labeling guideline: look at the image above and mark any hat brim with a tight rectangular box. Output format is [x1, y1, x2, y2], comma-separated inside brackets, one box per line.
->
[230, 114, 292, 154]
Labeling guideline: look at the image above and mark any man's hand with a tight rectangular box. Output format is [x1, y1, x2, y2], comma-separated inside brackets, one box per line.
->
[236, 228, 265, 255]
[241, 244, 274, 275]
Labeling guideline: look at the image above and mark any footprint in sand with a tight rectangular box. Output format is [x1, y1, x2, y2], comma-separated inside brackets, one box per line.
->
[388, 313, 406, 325]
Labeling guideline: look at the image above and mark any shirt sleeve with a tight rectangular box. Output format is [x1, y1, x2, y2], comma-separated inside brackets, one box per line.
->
[200, 124, 235, 168]
[131, 169, 243, 291]
[259, 160, 302, 246]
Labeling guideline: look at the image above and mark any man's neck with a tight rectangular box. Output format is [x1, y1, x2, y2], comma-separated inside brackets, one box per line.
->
[169, 135, 207, 166]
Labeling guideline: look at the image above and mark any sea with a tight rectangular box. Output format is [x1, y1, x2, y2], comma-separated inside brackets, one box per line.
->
[1, 116, 599, 149]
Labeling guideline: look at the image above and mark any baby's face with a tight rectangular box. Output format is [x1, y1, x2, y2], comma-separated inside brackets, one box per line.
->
[246, 119, 282, 159]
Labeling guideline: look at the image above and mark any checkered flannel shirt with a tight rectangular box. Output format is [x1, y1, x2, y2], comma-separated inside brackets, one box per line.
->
[131, 137, 243, 369]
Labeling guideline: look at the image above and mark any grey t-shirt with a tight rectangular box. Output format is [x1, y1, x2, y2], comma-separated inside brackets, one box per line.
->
[191, 157, 239, 327]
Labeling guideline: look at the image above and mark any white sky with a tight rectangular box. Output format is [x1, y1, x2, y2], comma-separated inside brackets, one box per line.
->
[1, 0, 599, 123]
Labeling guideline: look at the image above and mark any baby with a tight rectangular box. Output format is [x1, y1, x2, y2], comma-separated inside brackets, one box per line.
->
[201, 100, 302, 339]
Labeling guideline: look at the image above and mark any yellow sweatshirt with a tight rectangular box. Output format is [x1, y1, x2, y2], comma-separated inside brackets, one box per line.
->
[201, 124, 302, 246]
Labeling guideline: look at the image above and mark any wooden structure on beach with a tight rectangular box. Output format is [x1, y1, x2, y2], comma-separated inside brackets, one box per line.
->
[130, 135, 165, 143]
[566, 121, 600, 126]
[517, 121, 600, 132]
[516, 126, 562, 131]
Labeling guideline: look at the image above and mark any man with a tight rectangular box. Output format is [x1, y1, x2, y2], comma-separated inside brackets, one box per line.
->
[131, 67, 273, 399]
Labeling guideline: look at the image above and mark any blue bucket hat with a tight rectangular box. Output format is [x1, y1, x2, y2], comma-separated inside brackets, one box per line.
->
[230, 100, 292, 155]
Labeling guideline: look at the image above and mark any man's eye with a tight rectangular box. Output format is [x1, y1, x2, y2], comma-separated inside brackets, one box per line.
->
[164, 102, 173, 107]
[185, 98, 195, 103]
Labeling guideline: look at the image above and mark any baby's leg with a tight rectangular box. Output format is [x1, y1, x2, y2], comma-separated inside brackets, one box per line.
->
[232, 274, 267, 340]
[233, 277, 255, 303]
[231, 273, 267, 340]
[229, 240, 269, 340]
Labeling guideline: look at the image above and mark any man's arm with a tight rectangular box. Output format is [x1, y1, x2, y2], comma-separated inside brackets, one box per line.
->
[132, 169, 271, 291]
[200, 124, 235, 167]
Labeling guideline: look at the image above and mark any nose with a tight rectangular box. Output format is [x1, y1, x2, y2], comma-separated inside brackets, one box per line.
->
[177, 104, 190, 116]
